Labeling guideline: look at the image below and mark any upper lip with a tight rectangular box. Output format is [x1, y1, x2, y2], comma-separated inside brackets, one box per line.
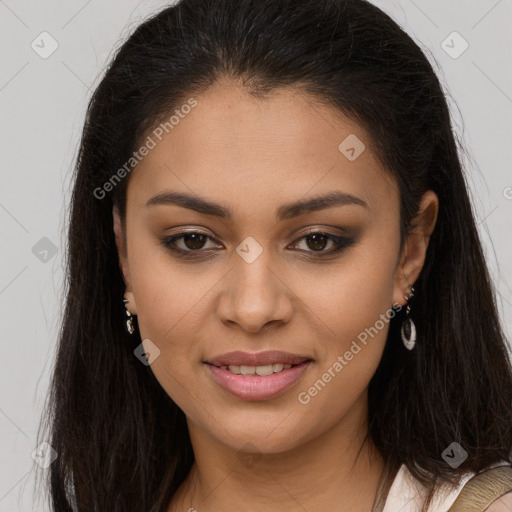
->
[205, 350, 312, 367]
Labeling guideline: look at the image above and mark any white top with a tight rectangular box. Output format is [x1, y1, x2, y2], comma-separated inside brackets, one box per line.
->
[381, 462, 512, 511]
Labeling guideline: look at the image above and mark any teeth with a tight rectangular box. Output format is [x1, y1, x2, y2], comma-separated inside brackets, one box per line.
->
[255, 365, 274, 376]
[225, 363, 295, 375]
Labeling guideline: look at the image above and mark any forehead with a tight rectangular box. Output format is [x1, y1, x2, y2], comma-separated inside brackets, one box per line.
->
[127, 81, 398, 217]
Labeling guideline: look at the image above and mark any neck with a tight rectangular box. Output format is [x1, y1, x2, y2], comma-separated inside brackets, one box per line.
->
[169, 396, 387, 512]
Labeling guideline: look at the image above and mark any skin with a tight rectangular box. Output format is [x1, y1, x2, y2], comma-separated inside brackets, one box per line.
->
[113, 78, 438, 512]
[486, 493, 512, 511]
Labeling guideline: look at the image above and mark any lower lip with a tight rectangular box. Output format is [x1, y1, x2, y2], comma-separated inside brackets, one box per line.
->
[205, 361, 312, 401]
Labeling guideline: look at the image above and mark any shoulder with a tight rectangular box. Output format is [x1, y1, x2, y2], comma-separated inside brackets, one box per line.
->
[381, 464, 474, 512]
[382, 462, 512, 512]
[485, 492, 512, 512]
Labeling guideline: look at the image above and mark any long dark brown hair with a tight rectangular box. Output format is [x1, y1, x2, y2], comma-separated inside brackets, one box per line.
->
[36, 0, 512, 510]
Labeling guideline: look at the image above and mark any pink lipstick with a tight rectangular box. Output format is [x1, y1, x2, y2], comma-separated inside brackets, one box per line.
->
[204, 350, 313, 401]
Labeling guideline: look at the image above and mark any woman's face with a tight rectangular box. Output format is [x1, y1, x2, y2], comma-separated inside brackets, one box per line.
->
[114, 80, 436, 454]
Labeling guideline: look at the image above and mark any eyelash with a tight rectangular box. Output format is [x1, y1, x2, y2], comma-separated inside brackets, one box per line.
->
[159, 229, 356, 260]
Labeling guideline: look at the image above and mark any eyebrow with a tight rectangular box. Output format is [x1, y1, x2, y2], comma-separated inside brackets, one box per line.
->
[145, 190, 368, 220]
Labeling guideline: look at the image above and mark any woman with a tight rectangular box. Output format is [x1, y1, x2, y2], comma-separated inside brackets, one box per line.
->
[37, 0, 512, 510]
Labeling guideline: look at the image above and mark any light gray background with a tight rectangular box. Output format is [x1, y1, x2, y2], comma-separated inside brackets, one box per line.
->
[1, 0, 511, 510]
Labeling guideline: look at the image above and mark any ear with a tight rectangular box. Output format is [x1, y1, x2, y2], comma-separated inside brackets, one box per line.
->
[113, 205, 137, 314]
[392, 190, 439, 306]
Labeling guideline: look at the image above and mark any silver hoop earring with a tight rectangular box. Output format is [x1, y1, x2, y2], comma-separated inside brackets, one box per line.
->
[123, 297, 135, 335]
[401, 285, 416, 350]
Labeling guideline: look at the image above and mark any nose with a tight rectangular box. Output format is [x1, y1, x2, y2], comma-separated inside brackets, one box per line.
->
[216, 252, 294, 333]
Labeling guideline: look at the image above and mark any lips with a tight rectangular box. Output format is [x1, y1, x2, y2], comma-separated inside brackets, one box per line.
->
[204, 350, 314, 400]
[205, 350, 312, 367]
[205, 360, 313, 401]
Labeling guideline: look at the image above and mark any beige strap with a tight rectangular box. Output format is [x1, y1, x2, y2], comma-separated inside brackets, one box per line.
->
[447, 466, 512, 511]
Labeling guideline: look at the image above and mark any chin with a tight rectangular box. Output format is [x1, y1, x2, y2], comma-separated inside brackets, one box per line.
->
[200, 412, 318, 455]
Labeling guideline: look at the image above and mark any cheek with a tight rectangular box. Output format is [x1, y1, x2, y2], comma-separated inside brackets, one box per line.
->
[130, 263, 213, 420]
[127, 242, 199, 357]
[302, 239, 397, 350]
[294, 238, 398, 402]
[133, 269, 208, 360]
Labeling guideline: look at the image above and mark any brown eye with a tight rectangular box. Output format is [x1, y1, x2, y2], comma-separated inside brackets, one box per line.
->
[160, 229, 356, 260]
[304, 233, 329, 251]
[290, 231, 355, 257]
[159, 230, 220, 258]
[182, 233, 207, 250]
